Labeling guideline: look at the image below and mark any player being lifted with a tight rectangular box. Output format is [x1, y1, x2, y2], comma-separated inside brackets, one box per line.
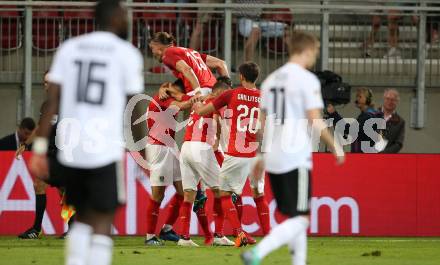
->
[148, 31, 229, 98]
[144, 79, 194, 246]
[194, 62, 270, 247]
[30, 1, 146, 265]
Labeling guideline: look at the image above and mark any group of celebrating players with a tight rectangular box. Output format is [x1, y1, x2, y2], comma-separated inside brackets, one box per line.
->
[143, 32, 270, 247]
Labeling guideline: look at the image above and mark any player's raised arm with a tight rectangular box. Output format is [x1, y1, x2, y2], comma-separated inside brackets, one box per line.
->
[175, 60, 201, 91]
[205, 55, 229, 77]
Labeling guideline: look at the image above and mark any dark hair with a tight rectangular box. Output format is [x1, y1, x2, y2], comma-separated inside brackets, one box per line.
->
[288, 30, 319, 56]
[19, 117, 36, 131]
[239, 62, 260, 83]
[150, 32, 175, 46]
[213, 79, 232, 91]
[216, 76, 232, 87]
[173, 79, 185, 92]
[95, 0, 122, 29]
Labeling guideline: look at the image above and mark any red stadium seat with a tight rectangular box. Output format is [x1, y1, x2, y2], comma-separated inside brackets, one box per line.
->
[0, 6, 21, 50]
[63, 9, 95, 38]
[32, 9, 62, 51]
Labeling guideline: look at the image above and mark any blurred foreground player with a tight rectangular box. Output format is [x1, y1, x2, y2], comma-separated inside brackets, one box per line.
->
[30, 1, 146, 265]
[242, 31, 345, 265]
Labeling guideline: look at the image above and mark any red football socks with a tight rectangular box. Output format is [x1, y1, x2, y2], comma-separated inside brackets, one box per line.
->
[163, 194, 184, 226]
[179, 201, 192, 239]
[221, 195, 242, 236]
[235, 195, 243, 221]
[254, 195, 271, 235]
[146, 198, 160, 234]
[213, 197, 224, 236]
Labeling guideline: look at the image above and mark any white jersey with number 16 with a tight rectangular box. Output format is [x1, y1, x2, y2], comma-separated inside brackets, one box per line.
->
[48, 31, 144, 169]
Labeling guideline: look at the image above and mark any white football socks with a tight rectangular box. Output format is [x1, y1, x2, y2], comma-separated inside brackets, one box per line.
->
[87, 235, 114, 265]
[255, 216, 309, 260]
[65, 222, 93, 265]
[288, 227, 307, 265]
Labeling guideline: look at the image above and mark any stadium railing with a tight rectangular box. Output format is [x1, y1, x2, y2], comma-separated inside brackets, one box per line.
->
[0, 1, 439, 89]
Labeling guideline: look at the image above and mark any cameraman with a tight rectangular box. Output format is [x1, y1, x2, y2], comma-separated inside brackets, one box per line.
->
[326, 88, 383, 153]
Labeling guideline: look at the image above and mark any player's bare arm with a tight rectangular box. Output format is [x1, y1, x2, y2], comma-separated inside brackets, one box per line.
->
[30, 83, 60, 177]
[307, 108, 345, 165]
[175, 60, 201, 91]
[205, 55, 229, 77]
[193, 102, 216, 116]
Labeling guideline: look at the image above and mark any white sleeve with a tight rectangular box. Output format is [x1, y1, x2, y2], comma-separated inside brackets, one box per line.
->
[123, 47, 144, 95]
[47, 44, 67, 85]
[260, 76, 271, 111]
[302, 75, 324, 110]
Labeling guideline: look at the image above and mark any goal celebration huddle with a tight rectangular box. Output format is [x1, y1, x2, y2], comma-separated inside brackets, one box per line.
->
[27, 1, 345, 265]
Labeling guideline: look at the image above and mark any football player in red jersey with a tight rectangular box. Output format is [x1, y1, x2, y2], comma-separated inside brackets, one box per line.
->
[144, 79, 194, 246]
[194, 62, 270, 247]
[148, 31, 229, 98]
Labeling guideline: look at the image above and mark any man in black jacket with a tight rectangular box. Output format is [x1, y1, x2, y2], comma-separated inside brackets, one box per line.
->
[0, 117, 35, 151]
[380, 88, 405, 153]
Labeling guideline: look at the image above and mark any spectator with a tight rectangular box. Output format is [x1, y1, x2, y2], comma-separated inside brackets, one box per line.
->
[379, 88, 405, 153]
[362, 3, 418, 59]
[189, 0, 224, 51]
[327, 88, 383, 153]
[236, 0, 289, 61]
[0, 117, 36, 151]
[427, 4, 440, 45]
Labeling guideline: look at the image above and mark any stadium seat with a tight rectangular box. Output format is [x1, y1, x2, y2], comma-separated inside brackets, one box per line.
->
[63, 9, 95, 38]
[263, 8, 293, 55]
[0, 6, 21, 50]
[32, 9, 62, 51]
[135, 5, 178, 48]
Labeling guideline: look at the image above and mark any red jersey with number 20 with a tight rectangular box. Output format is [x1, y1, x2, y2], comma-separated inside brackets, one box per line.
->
[184, 99, 217, 146]
[213, 87, 261, 158]
[162, 46, 216, 94]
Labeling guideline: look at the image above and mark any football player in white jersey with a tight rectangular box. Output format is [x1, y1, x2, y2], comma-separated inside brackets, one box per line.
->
[242, 31, 345, 265]
[30, 1, 146, 265]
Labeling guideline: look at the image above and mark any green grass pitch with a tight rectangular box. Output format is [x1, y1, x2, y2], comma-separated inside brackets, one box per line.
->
[1, 236, 440, 265]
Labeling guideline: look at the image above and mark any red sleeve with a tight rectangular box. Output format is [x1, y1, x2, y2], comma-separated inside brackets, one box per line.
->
[159, 97, 175, 109]
[162, 48, 184, 69]
[200, 53, 208, 63]
[212, 90, 233, 110]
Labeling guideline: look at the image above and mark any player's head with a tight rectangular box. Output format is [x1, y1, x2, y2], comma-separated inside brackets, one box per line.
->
[212, 78, 232, 97]
[216, 76, 233, 87]
[17, 117, 35, 143]
[149, 32, 175, 63]
[43, 70, 49, 92]
[287, 30, 320, 69]
[95, 0, 128, 40]
[238, 62, 260, 85]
